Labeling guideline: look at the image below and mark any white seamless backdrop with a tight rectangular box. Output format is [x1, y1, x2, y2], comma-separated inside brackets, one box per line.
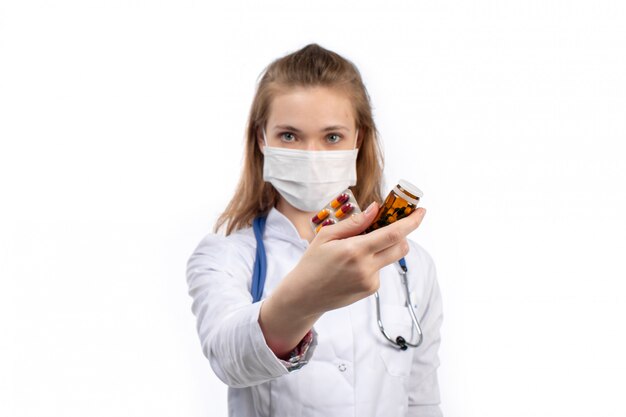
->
[1, 1, 625, 416]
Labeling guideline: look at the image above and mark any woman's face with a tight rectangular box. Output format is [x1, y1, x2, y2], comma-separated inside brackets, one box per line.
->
[261, 86, 358, 151]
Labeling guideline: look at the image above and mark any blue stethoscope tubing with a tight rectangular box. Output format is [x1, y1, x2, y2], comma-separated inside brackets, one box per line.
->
[252, 216, 423, 350]
[251, 216, 268, 304]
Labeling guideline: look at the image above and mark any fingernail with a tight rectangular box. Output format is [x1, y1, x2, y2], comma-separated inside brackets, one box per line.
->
[364, 202, 375, 214]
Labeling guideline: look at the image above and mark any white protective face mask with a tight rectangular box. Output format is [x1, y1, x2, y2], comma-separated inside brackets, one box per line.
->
[262, 129, 359, 212]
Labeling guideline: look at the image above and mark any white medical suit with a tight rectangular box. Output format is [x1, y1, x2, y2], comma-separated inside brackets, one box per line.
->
[186, 207, 443, 417]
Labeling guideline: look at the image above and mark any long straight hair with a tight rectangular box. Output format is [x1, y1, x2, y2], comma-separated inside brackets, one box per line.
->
[215, 44, 385, 235]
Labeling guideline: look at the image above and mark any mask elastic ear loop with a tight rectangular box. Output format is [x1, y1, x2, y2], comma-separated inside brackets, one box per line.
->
[354, 129, 359, 150]
[262, 128, 269, 147]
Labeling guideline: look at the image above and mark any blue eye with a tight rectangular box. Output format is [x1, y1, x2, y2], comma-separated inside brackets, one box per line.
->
[327, 134, 342, 144]
[280, 132, 296, 143]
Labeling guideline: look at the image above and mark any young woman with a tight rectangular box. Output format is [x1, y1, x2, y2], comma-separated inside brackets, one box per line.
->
[187, 44, 443, 417]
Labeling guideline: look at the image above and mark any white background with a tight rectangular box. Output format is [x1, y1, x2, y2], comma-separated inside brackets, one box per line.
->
[1, 1, 625, 416]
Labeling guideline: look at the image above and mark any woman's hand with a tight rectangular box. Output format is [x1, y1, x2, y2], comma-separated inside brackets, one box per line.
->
[285, 201, 426, 314]
[258, 202, 427, 358]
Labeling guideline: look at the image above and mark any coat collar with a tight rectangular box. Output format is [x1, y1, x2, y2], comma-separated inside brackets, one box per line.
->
[263, 207, 309, 249]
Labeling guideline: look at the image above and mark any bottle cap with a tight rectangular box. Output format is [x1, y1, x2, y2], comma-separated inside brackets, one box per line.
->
[398, 179, 423, 199]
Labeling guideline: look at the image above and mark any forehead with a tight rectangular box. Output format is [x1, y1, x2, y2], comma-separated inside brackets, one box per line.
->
[267, 86, 355, 130]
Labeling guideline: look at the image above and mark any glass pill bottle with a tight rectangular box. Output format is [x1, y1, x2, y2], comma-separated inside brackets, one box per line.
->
[365, 179, 423, 233]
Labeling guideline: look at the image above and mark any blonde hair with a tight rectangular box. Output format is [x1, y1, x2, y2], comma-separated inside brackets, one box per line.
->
[215, 44, 385, 235]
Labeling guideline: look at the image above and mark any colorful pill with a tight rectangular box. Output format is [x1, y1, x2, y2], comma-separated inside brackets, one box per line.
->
[330, 193, 350, 209]
[334, 203, 354, 219]
[315, 218, 336, 233]
[311, 208, 330, 224]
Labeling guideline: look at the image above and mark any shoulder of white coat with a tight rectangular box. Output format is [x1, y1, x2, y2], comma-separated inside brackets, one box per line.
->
[186, 227, 257, 281]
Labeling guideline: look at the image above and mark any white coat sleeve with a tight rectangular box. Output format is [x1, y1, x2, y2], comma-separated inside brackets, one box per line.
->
[407, 243, 444, 417]
[186, 233, 316, 388]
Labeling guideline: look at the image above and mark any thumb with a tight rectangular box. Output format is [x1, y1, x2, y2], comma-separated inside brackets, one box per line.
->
[317, 201, 379, 242]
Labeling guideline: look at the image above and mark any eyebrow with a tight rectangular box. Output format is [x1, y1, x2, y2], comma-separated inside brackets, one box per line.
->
[273, 124, 350, 133]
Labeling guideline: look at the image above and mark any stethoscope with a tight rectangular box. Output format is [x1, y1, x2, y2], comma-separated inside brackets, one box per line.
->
[251, 216, 424, 352]
[374, 257, 423, 350]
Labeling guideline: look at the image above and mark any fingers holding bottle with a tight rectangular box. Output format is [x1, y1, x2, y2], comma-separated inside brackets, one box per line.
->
[286, 204, 426, 315]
